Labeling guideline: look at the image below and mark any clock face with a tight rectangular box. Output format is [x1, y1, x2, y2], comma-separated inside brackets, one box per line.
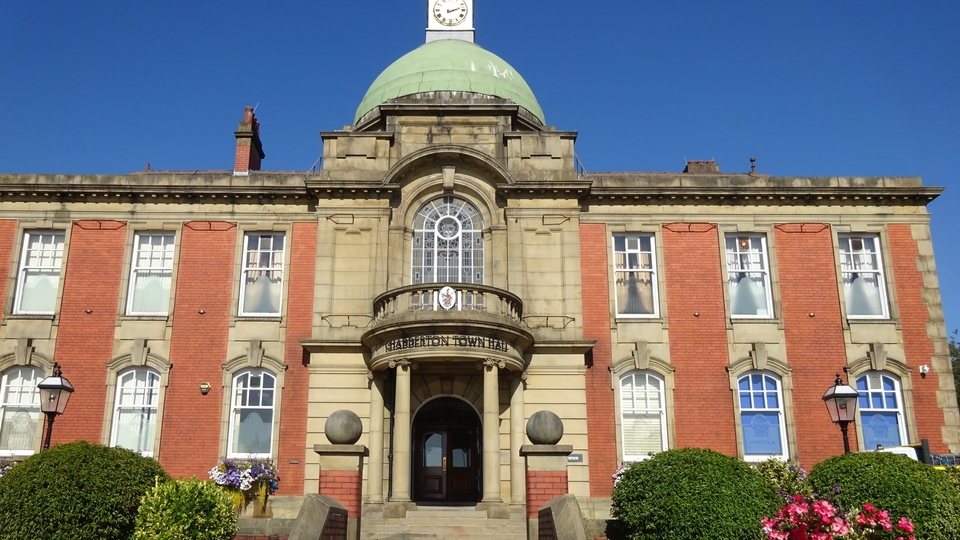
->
[433, 0, 468, 26]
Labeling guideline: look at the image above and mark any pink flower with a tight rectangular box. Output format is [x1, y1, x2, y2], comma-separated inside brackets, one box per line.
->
[897, 516, 915, 533]
[830, 516, 849, 534]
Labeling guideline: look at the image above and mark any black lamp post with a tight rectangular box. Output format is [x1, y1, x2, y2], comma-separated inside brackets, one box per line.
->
[822, 373, 859, 454]
[37, 363, 74, 451]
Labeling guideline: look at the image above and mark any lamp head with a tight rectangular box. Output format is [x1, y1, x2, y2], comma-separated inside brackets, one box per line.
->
[822, 373, 859, 424]
[37, 364, 75, 415]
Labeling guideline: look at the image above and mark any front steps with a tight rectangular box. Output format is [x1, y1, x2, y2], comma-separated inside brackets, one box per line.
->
[360, 504, 527, 540]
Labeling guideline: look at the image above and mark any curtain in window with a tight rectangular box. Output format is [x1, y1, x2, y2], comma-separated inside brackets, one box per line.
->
[614, 235, 656, 316]
[241, 234, 284, 315]
[726, 235, 771, 318]
[620, 372, 665, 458]
[130, 273, 171, 314]
[230, 371, 275, 456]
[840, 236, 887, 317]
[17, 232, 65, 314]
[128, 234, 174, 315]
[112, 369, 159, 455]
[0, 367, 42, 454]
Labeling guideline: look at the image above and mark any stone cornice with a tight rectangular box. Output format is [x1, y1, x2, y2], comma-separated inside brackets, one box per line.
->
[585, 173, 942, 206]
[0, 172, 311, 203]
[0, 171, 942, 208]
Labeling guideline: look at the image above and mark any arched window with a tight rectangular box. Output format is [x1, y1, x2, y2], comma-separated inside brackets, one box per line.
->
[619, 371, 667, 461]
[110, 368, 160, 456]
[411, 196, 484, 284]
[228, 369, 276, 458]
[856, 372, 906, 449]
[0, 366, 43, 456]
[737, 372, 788, 460]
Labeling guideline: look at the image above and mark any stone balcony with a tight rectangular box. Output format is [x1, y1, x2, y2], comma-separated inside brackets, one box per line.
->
[361, 283, 533, 372]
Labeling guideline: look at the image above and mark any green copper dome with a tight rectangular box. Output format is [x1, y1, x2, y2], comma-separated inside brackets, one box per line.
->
[355, 40, 544, 125]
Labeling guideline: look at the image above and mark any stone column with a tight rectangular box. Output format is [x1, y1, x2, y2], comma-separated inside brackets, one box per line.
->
[509, 373, 526, 504]
[390, 359, 413, 502]
[482, 358, 503, 502]
[367, 373, 384, 503]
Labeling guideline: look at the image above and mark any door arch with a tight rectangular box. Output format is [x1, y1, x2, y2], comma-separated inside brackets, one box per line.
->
[412, 397, 481, 503]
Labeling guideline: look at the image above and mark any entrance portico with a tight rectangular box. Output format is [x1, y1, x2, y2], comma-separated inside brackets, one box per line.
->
[360, 283, 533, 504]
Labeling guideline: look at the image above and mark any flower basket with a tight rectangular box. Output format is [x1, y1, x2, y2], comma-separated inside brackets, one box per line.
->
[208, 457, 279, 515]
[0, 459, 14, 479]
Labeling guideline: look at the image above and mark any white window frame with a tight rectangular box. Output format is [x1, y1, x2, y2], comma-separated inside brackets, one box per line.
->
[856, 371, 907, 450]
[126, 232, 175, 316]
[619, 371, 668, 461]
[612, 234, 660, 318]
[0, 366, 43, 457]
[13, 231, 66, 315]
[411, 196, 484, 285]
[238, 233, 285, 317]
[737, 371, 789, 461]
[109, 368, 160, 456]
[227, 369, 276, 458]
[838, 234, 890, 319]
[725, 234, 774, 319]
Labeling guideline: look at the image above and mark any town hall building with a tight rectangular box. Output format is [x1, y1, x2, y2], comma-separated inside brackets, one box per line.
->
[0, 2, 955, 537]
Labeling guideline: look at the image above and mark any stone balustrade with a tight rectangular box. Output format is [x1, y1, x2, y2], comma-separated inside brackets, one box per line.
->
[372, 283, 522, 324]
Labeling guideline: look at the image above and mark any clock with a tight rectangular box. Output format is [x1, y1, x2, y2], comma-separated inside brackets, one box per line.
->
[432, 0, 468, 26]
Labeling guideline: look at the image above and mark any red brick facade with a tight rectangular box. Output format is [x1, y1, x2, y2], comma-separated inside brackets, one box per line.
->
[888, 224, 946, 452]
[775, 224, 853, 465]
[319, 469, 363, 515]
[159, 221, 237, 478]
[579, 223, 618, 497]
[277, 222, 317, 495]
[525, 470, 569, 518]
[52, 221, 127, 445]
[0, 220, 16, 325]
[661, 223, 737, 455]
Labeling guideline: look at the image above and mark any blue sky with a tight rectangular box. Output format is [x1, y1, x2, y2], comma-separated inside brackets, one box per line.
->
[2, 1, 958, 335]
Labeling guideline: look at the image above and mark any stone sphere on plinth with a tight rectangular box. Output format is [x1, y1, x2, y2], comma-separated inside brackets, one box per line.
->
[526, 410, 564, 445]
[325, 409, 362, 445]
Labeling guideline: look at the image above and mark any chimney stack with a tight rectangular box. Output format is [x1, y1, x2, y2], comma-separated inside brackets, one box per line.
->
[682, 160, 720, 174]
[234, 106, 265, 175]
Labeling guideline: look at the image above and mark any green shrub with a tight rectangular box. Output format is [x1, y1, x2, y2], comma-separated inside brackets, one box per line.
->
[0, 441, 170, 540]
[611, 448, 780, 540]
[134, 478, 238, 540]
[809, 452, 960, 540]
[940, 466, 960, 490]
[752, 459, 813, 497]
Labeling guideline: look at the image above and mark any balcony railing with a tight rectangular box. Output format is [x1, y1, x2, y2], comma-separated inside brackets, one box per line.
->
[372, 283, 523, 325]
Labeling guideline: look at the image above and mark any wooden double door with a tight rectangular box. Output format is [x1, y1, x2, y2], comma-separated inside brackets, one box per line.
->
[412, 399, 481, 503]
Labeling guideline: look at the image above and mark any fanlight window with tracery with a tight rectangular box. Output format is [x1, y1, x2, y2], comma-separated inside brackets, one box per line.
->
[412, 197, 484, 284]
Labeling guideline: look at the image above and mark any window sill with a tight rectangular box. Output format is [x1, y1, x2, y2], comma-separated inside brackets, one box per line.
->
[5, 313, 55, 321]
[119, 315, 169, 322]
[743, 454, 788, 463]
[235, 316, 283, 323]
